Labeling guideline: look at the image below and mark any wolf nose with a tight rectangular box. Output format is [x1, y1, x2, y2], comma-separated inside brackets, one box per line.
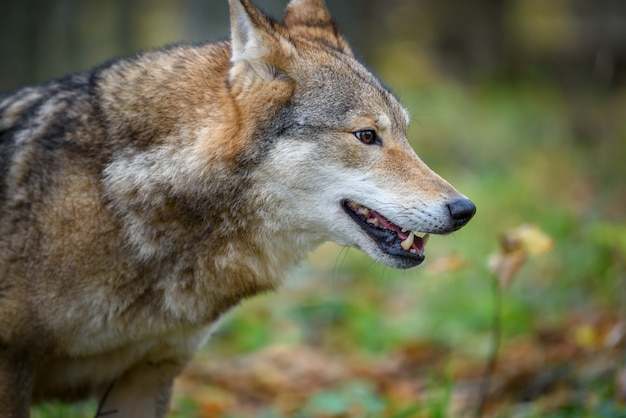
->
[446, 198, 476, 229]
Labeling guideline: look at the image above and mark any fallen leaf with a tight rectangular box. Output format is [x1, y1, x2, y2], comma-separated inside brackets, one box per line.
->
[488, 224, 553, 289]
[426, 253, 471, 274]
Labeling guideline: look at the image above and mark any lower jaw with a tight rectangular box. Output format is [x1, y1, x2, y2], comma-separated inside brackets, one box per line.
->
[379, 250, 425, 269]
[368, 232, 424, 261]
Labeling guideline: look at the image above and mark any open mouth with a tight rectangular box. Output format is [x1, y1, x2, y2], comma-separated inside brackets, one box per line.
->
[342, 200, 430, 263]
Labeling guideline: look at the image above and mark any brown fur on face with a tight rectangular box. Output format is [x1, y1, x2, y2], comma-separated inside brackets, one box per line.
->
[0, 0, 474, 416]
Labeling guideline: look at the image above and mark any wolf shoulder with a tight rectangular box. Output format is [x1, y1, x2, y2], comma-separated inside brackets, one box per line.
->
[0, 73, 108, 198]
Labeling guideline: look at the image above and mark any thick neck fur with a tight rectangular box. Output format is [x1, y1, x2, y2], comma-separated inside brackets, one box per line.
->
[97, 41, 309, 323]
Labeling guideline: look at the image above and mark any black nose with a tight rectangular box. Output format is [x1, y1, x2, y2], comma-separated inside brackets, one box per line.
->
[447, 197, 476, 229]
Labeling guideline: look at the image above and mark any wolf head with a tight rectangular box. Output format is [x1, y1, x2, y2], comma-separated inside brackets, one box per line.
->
[228, 0, 475, 269]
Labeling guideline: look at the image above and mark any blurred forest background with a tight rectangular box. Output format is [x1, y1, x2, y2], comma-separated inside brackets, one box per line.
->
[2, 0, 625, 417]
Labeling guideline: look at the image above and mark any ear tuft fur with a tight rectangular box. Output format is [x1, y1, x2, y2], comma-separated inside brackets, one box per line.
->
[284, 0, 353, 55]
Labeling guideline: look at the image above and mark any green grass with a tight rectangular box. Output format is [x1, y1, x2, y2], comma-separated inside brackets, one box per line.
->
[31, 401, 96, 418]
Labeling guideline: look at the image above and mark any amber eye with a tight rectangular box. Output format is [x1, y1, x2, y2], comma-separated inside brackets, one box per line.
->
[354, 130, 377, 145]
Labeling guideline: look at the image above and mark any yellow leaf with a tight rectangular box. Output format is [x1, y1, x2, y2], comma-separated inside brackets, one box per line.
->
[502, 224, 554, 256]
[488, 224, 553, 289]
[574, 324, 603, 351]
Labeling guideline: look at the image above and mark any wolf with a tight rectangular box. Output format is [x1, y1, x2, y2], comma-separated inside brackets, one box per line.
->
[0, 0, 475, 416]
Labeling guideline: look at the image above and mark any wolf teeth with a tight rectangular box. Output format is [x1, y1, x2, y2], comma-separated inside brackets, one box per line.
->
[348, 201, 429, 248]
[400, 231, 415, 251]
[368, 217, 380, 227]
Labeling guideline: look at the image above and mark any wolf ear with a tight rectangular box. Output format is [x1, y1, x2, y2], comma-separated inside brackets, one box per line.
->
[229, 0, 293, 82]
[284, 0, 353, 56]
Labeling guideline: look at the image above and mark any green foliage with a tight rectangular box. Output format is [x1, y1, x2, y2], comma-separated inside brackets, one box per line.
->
[169, 397, 200, 418]
[31, 401, 95, 418]
[300, 381, 386, 417]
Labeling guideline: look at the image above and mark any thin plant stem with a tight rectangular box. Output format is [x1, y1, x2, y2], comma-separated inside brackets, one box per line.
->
[475, 275, 502, 418]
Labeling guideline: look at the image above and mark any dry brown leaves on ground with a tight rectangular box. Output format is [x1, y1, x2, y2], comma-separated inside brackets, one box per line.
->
[173, 315, 625, 417]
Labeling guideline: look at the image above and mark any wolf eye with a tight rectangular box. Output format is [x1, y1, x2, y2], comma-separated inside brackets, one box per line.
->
[354, 130, 378, 145]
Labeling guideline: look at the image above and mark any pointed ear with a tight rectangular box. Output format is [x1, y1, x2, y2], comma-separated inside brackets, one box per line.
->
[229, 0, 293, 82]
[230, 0, 268, 63]
[284, 0, 353, 56]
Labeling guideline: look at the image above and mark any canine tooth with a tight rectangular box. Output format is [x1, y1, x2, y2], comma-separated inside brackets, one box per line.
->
[400, 231, 415, 251]
[423, 233, 430, 244]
